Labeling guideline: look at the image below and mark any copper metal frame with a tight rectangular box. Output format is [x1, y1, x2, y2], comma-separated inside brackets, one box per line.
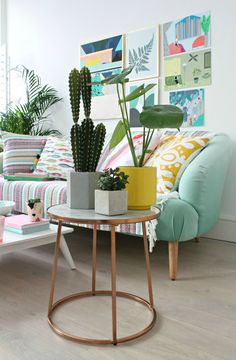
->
[47, 217, 158, 345]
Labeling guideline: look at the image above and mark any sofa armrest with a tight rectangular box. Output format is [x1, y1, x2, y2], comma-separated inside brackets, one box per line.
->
[178, 135, 232, 235]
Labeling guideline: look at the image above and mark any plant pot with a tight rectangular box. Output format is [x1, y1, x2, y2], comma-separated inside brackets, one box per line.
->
[95, 189, 128, 216]
[194, 77, 199, 84]
[67, 171, 101, 209]
[27, 201, 43, 222]
[119, 166, 156, 210]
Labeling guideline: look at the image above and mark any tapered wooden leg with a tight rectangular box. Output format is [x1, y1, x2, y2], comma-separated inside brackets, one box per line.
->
[195, 237, 200, 243]
[168, 241, 178, 281]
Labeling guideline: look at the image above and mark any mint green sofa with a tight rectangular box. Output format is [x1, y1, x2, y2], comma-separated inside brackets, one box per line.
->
[156, 134, 232, 280]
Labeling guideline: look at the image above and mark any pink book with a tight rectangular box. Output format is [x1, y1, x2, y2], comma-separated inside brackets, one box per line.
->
[5, 215, 49, 230]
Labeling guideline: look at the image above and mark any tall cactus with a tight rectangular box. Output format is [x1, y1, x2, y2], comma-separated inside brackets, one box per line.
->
[69, 67, 106, 172]
[80, 67, 92, 119]
[69, 69, 80, 123]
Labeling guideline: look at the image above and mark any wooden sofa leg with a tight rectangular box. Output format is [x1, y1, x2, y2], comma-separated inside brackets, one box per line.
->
[195, 237, 200, 243]
[168, 241, 179, 281]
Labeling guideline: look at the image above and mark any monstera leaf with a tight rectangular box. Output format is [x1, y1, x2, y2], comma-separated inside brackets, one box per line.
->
[129, 34, 154, 74]
[140, 105, 184, 129]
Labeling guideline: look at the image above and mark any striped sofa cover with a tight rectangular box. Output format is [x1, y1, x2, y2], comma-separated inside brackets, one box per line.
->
[0, 177, 143, 236]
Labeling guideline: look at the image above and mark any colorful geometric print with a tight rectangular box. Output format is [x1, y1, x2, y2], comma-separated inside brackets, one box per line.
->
[3, 134, 47, 175]
[34, 137, 74, 179]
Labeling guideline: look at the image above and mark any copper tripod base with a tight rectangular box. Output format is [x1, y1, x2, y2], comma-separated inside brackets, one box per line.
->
[48, 290, 157, 345]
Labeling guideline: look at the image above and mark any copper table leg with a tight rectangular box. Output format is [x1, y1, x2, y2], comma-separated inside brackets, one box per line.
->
[111, 225, 117, 345]
[92, 224, 97, 295]
[142, 222, 154, 307]
[47, 220, 157, 345]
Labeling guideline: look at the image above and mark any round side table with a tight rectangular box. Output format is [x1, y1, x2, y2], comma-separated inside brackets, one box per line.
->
[47, 204, 160, 345]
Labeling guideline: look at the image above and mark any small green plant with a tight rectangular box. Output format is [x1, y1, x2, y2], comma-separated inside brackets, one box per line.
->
[69, 67, 106, 172]
[98, 168, 129, 191]
[27, 198, 41, 209]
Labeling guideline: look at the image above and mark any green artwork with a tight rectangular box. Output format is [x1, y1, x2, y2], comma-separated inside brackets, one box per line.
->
[164, 49, 211, 91]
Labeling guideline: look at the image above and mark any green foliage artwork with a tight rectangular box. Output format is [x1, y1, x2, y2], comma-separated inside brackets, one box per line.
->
[126, 27, 158, 81]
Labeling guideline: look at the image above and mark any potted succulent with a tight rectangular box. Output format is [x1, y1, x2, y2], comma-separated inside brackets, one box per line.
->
[27, 198, 43, 222]
[193, 68, 202, 84]
[95, 66, 184, 209]
[67, 67, 106, 209]
[95, 168, 129, 216]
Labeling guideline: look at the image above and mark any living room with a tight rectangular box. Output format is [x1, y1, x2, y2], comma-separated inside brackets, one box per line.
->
[0, 0, 235, 359]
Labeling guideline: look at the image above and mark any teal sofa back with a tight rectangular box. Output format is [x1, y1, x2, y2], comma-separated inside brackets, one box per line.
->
[178, 134, 232, 235]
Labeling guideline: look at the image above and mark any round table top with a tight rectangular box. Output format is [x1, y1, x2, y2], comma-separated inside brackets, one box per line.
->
[48, 204, 160, 225]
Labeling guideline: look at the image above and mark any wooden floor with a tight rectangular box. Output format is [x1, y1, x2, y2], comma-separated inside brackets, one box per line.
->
[0, 227, 236, 360]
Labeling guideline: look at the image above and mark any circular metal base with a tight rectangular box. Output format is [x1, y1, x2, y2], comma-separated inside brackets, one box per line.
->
[48, 290, 157, 345]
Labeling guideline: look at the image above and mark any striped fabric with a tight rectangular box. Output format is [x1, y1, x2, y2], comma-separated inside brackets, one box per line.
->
[3, 134, 47, 175]
[0, 178, 67, 217]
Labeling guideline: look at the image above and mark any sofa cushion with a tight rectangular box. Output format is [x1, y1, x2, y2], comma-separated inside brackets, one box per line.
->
[3, 134, 47, 175]
[146, 132, 211, 194]
[34, 136, 74, 179]
[97, 130, 161, 171]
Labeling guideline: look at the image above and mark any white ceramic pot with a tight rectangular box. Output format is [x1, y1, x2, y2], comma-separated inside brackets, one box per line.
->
[27, 201, 43, 222]
[95, 189, 128, 216]
[67, 171, 101, 209]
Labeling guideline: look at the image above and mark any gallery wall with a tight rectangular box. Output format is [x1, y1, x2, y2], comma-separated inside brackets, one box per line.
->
[7, 0, 236, 236]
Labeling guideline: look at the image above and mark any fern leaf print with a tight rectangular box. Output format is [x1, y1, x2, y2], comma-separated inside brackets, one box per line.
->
[129, 34, 154, 75]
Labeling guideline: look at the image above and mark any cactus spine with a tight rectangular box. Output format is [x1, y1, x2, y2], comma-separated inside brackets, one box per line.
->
[69, 66, 106, 172]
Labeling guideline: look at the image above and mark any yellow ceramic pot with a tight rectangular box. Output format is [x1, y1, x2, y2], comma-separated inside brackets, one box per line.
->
[119, 166, 157, 210]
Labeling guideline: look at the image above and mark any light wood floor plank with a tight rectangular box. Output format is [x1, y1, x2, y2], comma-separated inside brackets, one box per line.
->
[0, 227, 235, 359]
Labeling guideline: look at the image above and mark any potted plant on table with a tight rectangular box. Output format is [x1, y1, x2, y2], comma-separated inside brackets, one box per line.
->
[95, 66, 184, 210]
[67, 67, 106, 209]
[95, 168, 129, 216]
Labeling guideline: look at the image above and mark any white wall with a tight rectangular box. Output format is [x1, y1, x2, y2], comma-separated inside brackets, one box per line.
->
[7, 0, 236, 223]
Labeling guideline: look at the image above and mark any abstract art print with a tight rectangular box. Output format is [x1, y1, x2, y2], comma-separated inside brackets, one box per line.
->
[80, 34, 123, 74]
[80, 34, 124, 119]
[169, 89, 204, 127]
[164, 49, 211, 91]
[126, 27, 159, 81]
[163, 11, 211, 57]
[128, 79, 158, 127]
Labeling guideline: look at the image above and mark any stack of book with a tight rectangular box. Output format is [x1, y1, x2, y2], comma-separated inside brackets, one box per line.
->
[5, 215, 50, 234]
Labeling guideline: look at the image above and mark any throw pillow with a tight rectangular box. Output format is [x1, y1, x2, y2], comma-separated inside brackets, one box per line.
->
[34, 136, 74, 179]
[3, 134, 47, 175]
[97, 130, 162, 171]
[146, 133, 212, 194]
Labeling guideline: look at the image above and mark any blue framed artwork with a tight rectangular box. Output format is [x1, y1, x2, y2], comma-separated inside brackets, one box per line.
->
[169, 89, 205, 127]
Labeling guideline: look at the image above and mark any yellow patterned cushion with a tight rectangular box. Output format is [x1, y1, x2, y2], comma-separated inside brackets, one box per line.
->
[146, 134, 211, 193]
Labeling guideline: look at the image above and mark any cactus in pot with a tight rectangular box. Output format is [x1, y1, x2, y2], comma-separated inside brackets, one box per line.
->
[67, 67, 106, 209]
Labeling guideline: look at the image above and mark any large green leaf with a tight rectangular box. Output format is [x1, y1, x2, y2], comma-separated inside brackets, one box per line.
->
[140, 105, 184, 129]
[120, 83, 156, 103]
[102, 66, 134, 85]
[109, 120, 126, 150]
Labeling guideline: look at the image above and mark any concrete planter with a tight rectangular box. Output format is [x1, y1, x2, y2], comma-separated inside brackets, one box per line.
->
[67, 172, 101, 209]
[95, 189, 128, 216]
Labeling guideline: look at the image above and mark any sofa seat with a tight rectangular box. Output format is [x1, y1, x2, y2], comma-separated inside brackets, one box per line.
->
[0, 177, 67, 216]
